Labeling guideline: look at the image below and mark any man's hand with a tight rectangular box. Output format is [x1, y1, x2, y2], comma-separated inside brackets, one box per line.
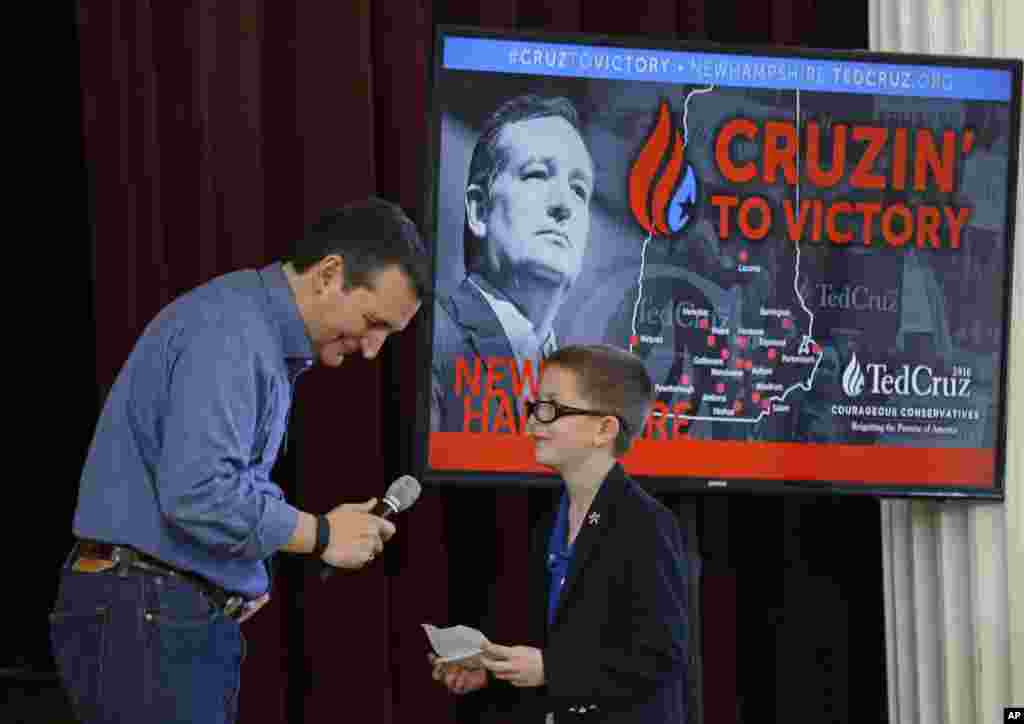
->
[429, 654, 488, 695]
[479, 642, 545, 687]
[238, 593, 270, 623]
[321, 498, 396, 570]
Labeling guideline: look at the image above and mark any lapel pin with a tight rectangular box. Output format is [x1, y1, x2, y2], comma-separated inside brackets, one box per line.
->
[588, 512, 600, 526]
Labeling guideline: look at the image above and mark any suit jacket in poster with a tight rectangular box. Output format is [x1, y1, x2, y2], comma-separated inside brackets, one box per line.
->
[431, 277, 536, 434]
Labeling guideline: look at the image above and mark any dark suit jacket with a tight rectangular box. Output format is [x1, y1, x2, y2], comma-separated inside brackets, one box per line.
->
[478, 463, 689, 722]
[431, 277, 522, 433]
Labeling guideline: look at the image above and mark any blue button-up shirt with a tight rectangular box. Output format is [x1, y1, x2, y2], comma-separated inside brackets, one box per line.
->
[73, 263, 313, 598]
[547, 489, 573, 628]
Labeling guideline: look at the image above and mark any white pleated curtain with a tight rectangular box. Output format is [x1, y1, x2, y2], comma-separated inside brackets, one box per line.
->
[869, 1, 1024, 722]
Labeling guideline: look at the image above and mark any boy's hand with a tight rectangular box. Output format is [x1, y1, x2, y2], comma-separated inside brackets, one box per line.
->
[428, 654, 488, 695]
[479, 642, 545, 687]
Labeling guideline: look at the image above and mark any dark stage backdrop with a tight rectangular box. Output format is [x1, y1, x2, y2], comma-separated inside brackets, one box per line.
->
[55, 2, 875, 723]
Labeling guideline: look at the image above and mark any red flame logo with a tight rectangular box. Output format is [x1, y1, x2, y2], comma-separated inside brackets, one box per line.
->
[629, 100, 697, 236]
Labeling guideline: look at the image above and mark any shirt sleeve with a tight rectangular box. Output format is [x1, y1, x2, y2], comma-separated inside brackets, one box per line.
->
[153, 316, 299, 561]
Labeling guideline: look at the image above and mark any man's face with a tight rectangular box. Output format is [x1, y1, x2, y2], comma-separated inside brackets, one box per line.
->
[473, 115, 594, 288]
[311, 262, 421, 367]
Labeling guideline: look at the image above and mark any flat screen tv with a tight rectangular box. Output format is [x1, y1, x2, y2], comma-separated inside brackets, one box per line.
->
[416, 25, 1022, 498]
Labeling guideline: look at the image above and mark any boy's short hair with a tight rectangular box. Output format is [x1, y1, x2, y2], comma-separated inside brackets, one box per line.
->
[545, 344, 654, 457]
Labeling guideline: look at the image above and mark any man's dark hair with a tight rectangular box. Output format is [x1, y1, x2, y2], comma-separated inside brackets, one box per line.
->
[290, 196, 430, 299]
[544, 344, 654, 457]
[464, 95, 587, 272]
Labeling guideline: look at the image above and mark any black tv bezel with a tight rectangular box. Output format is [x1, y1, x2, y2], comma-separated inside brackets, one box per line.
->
[413, 23, 1022, 500]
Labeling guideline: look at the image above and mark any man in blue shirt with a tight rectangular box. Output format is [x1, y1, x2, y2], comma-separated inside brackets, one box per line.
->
[50, 197, 428, 724]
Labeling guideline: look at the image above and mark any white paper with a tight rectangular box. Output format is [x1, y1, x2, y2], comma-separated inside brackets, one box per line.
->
[422, 623, 488, 664]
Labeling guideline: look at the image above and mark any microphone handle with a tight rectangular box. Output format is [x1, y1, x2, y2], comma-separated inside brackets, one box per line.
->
[320, 498, 398, 580]
[370, 498, 399, 518]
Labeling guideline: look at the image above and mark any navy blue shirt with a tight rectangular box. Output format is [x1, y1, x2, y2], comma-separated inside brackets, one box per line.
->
[547, 479, 606, 628]
[546, 489, 573, 628]
[73, 263, 313, 598]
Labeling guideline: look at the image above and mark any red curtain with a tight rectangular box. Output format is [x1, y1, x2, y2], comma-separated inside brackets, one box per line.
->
[74, 2, 867, 723]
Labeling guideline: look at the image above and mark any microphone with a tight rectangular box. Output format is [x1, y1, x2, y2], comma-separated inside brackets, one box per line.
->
[370, 474, 422, 518]
[320, 475, 422, 580]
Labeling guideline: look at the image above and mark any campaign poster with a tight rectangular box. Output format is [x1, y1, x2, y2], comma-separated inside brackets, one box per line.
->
[423, 30, 1021, 496]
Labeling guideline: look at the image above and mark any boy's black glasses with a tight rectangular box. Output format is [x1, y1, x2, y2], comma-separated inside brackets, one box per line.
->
[525, 399, 629, 433]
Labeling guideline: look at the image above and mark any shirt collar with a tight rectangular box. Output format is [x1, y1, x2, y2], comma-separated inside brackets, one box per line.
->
[257, 262, 315, 368]
[467, 274, 556, 361]
[550, 487, 572, 556]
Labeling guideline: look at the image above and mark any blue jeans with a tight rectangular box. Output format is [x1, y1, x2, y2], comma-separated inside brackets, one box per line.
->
[49, 557, 246, 724]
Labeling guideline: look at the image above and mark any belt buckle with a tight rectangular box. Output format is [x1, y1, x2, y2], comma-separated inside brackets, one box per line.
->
[71, 557, 117, 574]
[223, 595, 245, 619]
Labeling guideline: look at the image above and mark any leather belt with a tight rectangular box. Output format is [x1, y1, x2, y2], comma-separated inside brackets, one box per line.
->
[72, 539, 246, 619]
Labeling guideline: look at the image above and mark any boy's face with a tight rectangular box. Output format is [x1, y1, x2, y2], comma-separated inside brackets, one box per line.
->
[527, 364, 612, 470]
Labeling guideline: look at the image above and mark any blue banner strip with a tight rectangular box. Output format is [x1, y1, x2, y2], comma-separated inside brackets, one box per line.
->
[443, 36, 1013, 102]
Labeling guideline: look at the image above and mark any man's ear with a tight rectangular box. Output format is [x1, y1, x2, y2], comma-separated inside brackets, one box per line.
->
[595, 416, 621, 449]
[465, 185, 489, 239]
[317, 254, 346, 293]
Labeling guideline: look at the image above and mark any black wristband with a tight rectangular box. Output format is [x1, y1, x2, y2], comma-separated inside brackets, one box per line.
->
[313, 515, 330, 559]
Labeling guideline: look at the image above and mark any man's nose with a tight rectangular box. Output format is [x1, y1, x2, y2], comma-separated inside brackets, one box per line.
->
[547, 184, 572, 222]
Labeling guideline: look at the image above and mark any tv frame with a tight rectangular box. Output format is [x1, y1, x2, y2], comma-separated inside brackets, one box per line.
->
[414, 24, 1023, 499]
